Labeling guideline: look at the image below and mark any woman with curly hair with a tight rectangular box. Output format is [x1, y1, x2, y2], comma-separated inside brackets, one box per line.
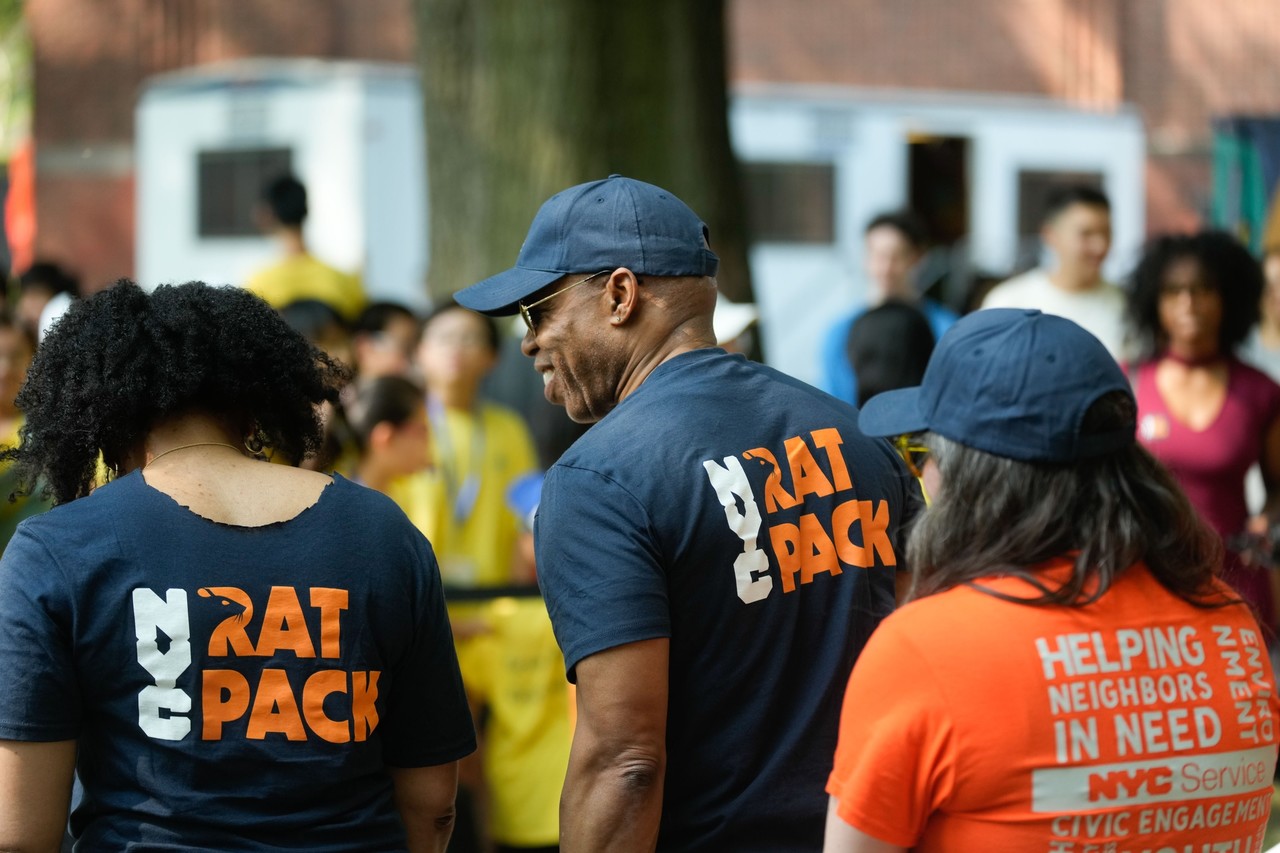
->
[1127, 231, 1280, 633]
[0, 281, 474, 851]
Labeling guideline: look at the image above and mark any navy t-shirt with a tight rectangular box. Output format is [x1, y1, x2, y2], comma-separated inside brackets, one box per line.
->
[536, 347, 917, 852]
[0, 472, 475, 851]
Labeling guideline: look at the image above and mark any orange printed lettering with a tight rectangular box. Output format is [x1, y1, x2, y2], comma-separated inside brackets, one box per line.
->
[302, 670, 350, 744]
[255, 587, 317, 658]
[199, 587, 256, 657]
[832, 499, 897, 568]
[352, 671, 381, 742]
[743, 448, 798, 512]
[785, 437, 834, 501]
[768, 515, 844, 593]
[245, 668, 308, 741]
[798, 513, 842, 586]
[832, 499, 867, 566]
[310, 588, 349, 658]
[202, 669, 250, 740]
[859, 500, 896, 566]
[810, 428, 852, 491]
[769, 522, 802, 593]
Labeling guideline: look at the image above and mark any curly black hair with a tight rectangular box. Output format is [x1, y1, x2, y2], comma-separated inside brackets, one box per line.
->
[1126, 230, 1263, 360]
[4, 280, 350, 504]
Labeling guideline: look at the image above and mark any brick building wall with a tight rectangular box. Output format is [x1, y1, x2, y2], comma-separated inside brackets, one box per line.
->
[731, 0, 1280, 234]
[27, 0, 413, 290]
[25, 0, 1280, 286]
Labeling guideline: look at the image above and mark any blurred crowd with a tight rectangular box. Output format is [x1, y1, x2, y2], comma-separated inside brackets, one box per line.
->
[7, 170, 1280, 851]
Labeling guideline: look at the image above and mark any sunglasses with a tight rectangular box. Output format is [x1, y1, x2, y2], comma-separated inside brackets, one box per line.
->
[518, 270, 610, 334]
[892, 434, 930, 479]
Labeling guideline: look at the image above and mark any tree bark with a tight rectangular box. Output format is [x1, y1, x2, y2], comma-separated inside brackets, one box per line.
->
[414, 0, 752, 303]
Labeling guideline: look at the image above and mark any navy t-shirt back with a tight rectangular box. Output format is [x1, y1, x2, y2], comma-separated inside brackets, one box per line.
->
[536, 347, 917, 852]
[0, 472, 475, 851]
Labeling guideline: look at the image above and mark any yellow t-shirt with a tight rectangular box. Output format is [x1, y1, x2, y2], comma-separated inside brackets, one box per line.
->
[391, 401, 537, 589]
[468, 598, 572, 847]
[385, 404, 559, 843]
[0, 416, 51, 553]
[386, 400, 538, 691]
[244, 253, 366, 321]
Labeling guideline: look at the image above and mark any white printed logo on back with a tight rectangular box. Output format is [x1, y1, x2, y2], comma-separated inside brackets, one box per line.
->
[132, 588, 193, 740]
[702, 455, 773, 604]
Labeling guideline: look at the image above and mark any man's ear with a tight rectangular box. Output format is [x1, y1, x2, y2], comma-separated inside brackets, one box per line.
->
[604, 267, 642, 326]
[369, 420, 396, 453]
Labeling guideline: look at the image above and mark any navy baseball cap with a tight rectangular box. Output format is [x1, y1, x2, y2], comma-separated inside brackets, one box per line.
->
[454, 175, 720, 316]
[858, 309, 1135, 463]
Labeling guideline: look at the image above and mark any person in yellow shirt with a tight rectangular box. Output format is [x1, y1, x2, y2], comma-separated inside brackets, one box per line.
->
[244, 175, 366, 321]
[400, 302, 538, 589]
[0, 317, 49, 550]
[463, 471, 571, 853]
[390, 301, 543, 850]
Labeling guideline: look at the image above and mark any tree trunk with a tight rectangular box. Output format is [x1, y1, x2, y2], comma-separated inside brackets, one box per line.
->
[414, 0, 752, 303]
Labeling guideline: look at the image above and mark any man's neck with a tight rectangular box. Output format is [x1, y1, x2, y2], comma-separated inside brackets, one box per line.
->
[278, 228, 307, 257]
[355, 458, 394, 494]
[870, 284, 918, 306]
[1047, 267, 1100, 294]
[429, 382, 479, 412]
[616, 327, 716, 407]
[1261, 315, 1280, 349]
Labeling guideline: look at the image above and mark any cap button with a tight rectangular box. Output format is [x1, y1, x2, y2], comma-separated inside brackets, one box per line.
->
[607, 173, 621, 179]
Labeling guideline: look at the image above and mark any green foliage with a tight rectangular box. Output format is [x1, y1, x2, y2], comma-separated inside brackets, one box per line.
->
[0, 0, 29, 159]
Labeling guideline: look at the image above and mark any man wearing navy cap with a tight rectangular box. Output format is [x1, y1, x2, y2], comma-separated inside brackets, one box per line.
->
[455, 175, 918, 852]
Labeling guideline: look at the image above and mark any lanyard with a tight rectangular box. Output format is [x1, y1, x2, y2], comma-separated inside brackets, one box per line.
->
[427, 395, 485, 526]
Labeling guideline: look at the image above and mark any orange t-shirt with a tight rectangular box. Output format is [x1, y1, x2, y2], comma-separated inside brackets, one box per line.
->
[827, 560, 1279, 852]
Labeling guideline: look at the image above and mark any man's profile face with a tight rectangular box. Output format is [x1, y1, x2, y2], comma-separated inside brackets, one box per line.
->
[864, 225, 921, 299]
[520, 274, 621, 424]
[1043, 202, 1111, 281]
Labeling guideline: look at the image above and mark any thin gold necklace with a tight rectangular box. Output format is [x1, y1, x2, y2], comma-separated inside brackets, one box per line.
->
[146, 442, 241, 468]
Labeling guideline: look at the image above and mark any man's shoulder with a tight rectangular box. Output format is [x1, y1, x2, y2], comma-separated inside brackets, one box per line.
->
[1091, 278, 1126, 303]
[981, 269, 1050, 307]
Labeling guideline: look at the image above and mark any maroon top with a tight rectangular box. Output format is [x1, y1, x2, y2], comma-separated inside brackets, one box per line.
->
[1135, 357, 1280, 626]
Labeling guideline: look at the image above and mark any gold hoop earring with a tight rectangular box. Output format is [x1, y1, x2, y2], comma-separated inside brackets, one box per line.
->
[244, 430, 267, 458]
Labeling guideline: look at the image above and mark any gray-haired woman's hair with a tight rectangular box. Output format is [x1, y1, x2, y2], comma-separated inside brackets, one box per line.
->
[907, 390, 1230, 607]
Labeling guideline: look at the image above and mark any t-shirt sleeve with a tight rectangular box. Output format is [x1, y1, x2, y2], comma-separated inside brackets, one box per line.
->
[0, 524, 82, 741]
[979, 279, 1017, 309]
[535, 464, 669, 683]
[825, 617, 956, 846]
[380, 528, 477, 767]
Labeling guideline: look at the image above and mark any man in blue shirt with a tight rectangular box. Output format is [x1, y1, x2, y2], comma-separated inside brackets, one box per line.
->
[818, 211, 957, 406]
[455, 176, 917, 852]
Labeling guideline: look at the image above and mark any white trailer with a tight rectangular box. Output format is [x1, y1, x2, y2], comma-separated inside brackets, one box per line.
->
[732, 83, 1145, 382]
[135, 59, 429, 310]
[135, 62, 1145, 380]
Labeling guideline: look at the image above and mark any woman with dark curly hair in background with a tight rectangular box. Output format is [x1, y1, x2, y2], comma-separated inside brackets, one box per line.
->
[1127, 231, 1280, 636]
[0, 281, 474, 852]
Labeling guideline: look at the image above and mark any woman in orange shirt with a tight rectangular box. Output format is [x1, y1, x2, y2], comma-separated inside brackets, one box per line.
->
[825, 309, 1278, 853]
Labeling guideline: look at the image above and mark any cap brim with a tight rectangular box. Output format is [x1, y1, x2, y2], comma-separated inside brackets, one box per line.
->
[857, 386, 929, 438]
[453, 266, 565, 316]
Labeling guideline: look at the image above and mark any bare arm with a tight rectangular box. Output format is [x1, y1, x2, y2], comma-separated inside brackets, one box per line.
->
[390, 762, 459, 853]
[1256, 415, 1280, 525]
[0, 739, 76, 853]
[822, 796, 908, 853]
[561, 638, 669, 853]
